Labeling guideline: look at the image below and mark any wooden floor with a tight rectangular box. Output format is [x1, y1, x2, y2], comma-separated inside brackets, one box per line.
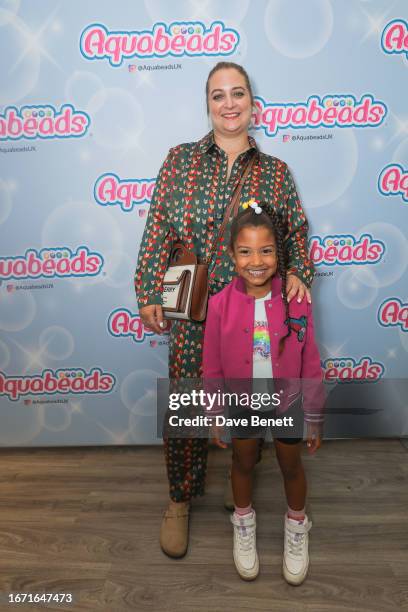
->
[0, 440, 407, 612]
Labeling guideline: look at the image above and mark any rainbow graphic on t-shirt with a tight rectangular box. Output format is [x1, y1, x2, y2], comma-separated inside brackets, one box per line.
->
[253, 324, 270, 360]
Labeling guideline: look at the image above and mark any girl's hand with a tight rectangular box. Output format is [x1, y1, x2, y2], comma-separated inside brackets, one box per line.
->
[286, 273, 311, 304]
[210, 423, 228, 449]
[306, 422, 322, 454]
[139, 304, 167, 335]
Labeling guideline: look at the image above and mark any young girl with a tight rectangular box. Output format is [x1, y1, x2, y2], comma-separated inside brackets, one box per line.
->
[202, 201, 324, 583]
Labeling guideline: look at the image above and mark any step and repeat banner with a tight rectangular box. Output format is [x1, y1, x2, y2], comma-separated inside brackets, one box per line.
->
[0, 1, 407, 446]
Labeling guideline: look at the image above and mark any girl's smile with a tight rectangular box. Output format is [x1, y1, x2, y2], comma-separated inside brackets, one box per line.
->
[247, 268, 268, 278]
[230, 226, 278, 298]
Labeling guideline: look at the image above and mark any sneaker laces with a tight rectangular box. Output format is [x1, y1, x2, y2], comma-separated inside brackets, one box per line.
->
[286, 530, 305, 556]
[238, 525, 255, 553]
[233, 514, 256, 553]
[285, 519, 311, 557]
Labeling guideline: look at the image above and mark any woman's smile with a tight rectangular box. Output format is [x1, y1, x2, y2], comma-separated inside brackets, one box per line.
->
[222, 112, 241, 119]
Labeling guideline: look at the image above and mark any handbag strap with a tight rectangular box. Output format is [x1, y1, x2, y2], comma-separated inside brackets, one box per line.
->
[205, 152, 258, 264]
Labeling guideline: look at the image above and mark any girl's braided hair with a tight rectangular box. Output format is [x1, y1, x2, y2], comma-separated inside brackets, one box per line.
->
[229, 203, 291, 354]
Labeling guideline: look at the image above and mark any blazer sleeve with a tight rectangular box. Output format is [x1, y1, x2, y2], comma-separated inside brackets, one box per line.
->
[281, 165, 315, 289]
[203, 296, 224, 379]
[134, 149, 175, 308]
[300, 302, 326, 423]
[202, 296, 225, 416]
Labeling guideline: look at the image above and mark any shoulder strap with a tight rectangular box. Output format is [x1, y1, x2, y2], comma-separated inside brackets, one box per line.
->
[205, 152, 258, 264]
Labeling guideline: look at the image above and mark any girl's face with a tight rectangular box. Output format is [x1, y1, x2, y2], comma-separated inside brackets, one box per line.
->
[207, 68, 252, 138]
[230, 225, 278, 298]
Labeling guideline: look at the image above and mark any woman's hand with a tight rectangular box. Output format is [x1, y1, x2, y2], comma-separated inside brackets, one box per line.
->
[139, 304, 166, 335]
[210, 423, 228, 449]
[306, 422, 322, 455]
[286, 273, 311, 304]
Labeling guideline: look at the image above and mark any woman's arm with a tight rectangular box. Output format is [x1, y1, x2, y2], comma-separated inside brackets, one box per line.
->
[281, 165, 314, 290]
[134, 149, 175, 309]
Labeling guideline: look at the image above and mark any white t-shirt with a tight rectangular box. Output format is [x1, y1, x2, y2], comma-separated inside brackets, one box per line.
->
[253, 292, 273, 380]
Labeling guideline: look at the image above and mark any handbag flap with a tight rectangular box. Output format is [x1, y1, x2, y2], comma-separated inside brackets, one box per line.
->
[162, 265, 196, 315]
[169, 242, 197, 266]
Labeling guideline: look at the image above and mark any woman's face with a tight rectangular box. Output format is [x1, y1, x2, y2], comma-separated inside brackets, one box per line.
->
[207, 68, 252, 139]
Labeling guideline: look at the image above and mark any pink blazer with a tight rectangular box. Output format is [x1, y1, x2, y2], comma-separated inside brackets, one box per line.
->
[202, 275, 324, 421]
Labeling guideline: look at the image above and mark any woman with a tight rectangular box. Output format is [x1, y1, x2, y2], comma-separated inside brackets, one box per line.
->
[135, 62, 314, 558]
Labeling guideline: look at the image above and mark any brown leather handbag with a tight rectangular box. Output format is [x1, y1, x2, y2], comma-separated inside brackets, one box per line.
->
[162, 154, 257, 322]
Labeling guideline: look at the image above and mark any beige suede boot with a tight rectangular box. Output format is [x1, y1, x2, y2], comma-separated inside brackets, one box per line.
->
[160, 501, 190, 558]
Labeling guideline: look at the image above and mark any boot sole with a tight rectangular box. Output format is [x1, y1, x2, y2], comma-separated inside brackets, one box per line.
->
[160, 545, 188, 559]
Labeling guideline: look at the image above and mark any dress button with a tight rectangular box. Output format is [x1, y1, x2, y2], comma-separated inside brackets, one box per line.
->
[268, 304, 272, 308]
[274, 332, 278, 336]
[244, 328, 249, 333]
[245, 359, 250, 364]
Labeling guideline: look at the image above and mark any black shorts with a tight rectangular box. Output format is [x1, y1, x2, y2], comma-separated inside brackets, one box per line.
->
[226, 398, 304, 444]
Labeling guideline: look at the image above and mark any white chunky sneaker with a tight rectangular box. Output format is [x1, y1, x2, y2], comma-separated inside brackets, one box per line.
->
[230, 511, 259, 580]
[282, 514, 312, 585]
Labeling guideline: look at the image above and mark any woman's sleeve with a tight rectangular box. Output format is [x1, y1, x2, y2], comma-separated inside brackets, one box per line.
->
[134, 149, 175, 308]
[282, 165, 314, 288]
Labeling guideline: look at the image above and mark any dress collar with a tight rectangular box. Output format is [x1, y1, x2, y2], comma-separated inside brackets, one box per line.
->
[196, 130, 258, 155]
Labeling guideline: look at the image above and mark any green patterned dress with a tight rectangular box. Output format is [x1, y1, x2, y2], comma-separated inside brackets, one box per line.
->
[135, 131, 314, 501]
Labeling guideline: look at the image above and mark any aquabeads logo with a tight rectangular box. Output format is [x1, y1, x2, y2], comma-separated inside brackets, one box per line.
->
[253, 94, 387, 137]
[378, 164, 408, 202]
[0, 368, 116, 402]
[0, 247, 104, 280]
[94, 174, 155, 212]
[381, 19, 408, 59]
[309, 234, 385, 267]
[107, 308, 171, 343]
[80, 21, 240, 67]
[0, 105, 90, 141]
[322, 357, 385, 383]
[378, 298, 408, 332]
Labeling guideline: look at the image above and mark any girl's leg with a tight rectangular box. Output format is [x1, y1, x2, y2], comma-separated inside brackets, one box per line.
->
[230, 437, 260, 580]
[274, 439, 311, 586]
[274, 439, 306, 511]
[224, 435, 265, 511]
[231, 438, 260, 507]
